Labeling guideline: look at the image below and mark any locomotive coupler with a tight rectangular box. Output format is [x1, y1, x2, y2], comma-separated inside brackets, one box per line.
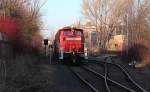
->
[71, 51, 77, 63]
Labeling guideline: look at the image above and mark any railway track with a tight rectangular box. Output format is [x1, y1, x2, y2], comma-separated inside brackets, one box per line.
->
[69, 66, 99, 92]
[69, 66, 134, 92]
[68, 57, 148, 92]
[86, 57, 148, 92]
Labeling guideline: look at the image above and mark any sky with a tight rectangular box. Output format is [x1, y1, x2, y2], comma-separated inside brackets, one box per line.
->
[41, 0, 82, 38]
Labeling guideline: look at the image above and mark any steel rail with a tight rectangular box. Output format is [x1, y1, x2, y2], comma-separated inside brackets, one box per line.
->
[88, 57, 148, 92]
[111, 62, 148, 92]
[104, 63, 111, 92]
[82, 66, 135, 92]
[68, 67, 99, 92]
[102, 56, 147, 92]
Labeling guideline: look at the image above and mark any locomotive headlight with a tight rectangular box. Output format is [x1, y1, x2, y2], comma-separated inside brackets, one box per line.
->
[72, 45, 75, 49]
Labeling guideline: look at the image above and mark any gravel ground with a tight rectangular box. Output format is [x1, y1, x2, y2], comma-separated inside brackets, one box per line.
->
[38, 64, 91, 92]
[1, 54, 149, 92]
[120, 63, 150, 92]
[88, 55, 150, 92]
[110, 58, 150, 92]
[0, 54, 91, 92]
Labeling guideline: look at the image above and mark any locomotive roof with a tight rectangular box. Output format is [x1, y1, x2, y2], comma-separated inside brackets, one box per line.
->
[59, 26, 83, 31]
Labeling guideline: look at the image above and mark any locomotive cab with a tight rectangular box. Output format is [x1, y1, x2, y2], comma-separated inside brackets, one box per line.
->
[54, 27, 85, 63]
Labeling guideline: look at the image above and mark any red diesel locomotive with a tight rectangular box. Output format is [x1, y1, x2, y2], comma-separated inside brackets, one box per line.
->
[54, 26, 85, 63]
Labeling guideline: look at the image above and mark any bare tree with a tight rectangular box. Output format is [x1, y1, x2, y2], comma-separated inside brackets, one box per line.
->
[82, 0, 129, 50]
[125, 0, 150, 67]
[82, 0, 150, 67]
[0, 0, 46, 52]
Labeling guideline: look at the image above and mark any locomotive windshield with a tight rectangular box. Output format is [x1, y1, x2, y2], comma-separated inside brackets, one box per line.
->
[74, 30, 82, 35]
[64, 30, 71, 35]
[63, 29, 82, 36]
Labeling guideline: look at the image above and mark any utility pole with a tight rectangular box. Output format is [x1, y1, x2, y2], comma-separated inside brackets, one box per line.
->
[137, 0, 140, 43]
[126, 13, 129, 56]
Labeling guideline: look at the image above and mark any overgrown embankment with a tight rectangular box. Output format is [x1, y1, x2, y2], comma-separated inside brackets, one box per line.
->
[0, 0, 44, 53]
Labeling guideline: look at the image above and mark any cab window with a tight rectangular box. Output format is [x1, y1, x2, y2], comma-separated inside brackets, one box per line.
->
[64, 30, 71, 35]
[75, 30, 82, 35]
